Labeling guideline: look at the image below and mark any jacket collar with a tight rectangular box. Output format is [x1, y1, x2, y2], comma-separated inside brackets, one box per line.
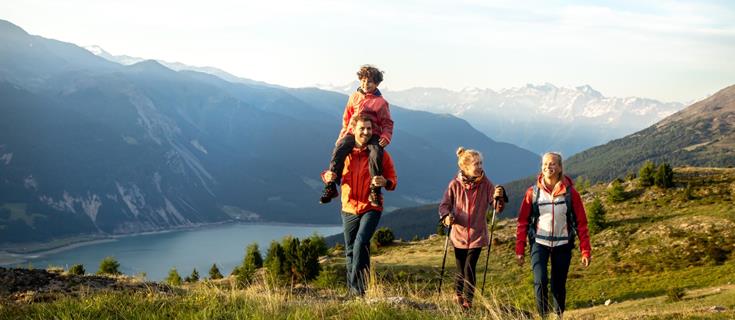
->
[457, 171, 485, 189]
[536, 174, 573, 196]
[357, 88, 382, 97]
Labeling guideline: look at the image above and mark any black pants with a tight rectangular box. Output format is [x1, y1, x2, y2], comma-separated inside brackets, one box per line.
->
[530, 242, 572, 317]
[454, 247, 482, 303]
[328, 134, 383, 184]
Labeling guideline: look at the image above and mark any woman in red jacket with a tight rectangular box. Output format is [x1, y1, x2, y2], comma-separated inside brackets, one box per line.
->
[515, 152, 591, 318]
[439, 147, 506, 309]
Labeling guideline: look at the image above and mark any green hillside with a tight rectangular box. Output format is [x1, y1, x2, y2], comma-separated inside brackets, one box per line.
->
[1, 167, 734, 319]
[564, 84, 735, 182]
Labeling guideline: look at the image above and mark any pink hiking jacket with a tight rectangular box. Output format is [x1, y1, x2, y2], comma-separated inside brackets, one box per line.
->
[438, 172, 499, 249]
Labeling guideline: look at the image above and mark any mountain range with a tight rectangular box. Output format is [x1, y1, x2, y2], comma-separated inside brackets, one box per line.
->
[355, 82, 735, 236]
[0, 20, 539, 245]
[92, 47, 688, 158]
[319, 82, 685, 156]
[565, 84, 735, 181]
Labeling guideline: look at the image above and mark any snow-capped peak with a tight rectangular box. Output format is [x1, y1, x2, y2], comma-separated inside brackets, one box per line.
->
[84, 45, 108, 56]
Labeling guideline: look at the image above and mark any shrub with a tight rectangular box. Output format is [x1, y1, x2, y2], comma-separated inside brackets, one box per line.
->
[587, 198, 606, 234]
[575, 176, 591, 194]
[639, 160, 656, 187]
[666, 287, 685, 302]
[607, 180, 626, 203]
[97, 256, 121, 276]
[370, 237, 380, 254]
[208, 263, 223, 280]
[373, 227, 395, 247]
[68, 264, 85, 275]
[625, 172, 637, 181]
[166, 268, 182, 286]
[264, 236, 323, 285]
[308, 233, 329, 256]
[232, 264, 256, 287]
[313, 265, 344, 289]
[437, 224, 447, 236]
[654, 163, 674, 188]
[684, 183, 694, 200]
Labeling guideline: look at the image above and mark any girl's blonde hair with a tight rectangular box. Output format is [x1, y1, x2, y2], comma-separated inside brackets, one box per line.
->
[456, 147, 483, 172]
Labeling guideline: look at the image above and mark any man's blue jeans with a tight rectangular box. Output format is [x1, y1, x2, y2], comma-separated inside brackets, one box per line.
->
[530, 242, 572, 317]
[342, 210, 382, 295]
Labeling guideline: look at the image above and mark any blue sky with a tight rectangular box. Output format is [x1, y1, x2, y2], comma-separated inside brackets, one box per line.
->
[2, 0, 734, 102]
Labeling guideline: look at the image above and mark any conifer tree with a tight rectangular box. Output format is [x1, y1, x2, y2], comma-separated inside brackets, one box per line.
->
[575, 176, 591, 194]
[233, 242, 263, 287]
[244, 243, 263, 269]
[587, 198, 606, 234]
[654, 163, 674, 188]
[188, 268, 199, 283]
[283, 237, 300, 282]
[639, 160, 656, 187]
[208, 263, 223, 280]
[293, 239, 321, 282]
[608, 179, 626, 203]
[264, 240, 287, 285]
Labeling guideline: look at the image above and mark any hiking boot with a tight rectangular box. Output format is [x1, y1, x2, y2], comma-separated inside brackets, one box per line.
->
[320, 182, 338, 204]
[462, 300, 472, 310]
[368, 187, 382, 207]
[453, 294, 464, 306]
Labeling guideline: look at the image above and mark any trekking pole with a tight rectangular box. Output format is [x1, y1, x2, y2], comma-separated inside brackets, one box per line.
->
[481, 205, 498, 294]
[438, 222, 451, 294]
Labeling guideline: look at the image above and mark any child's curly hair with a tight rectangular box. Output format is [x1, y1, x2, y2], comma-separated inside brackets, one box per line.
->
[357, 65, 384, 84]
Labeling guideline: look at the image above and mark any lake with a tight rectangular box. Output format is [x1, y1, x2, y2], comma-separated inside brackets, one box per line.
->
[17, 223, 343, 281]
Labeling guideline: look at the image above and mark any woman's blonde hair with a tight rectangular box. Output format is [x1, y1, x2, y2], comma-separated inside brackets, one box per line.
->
[456, 147, 483, 172]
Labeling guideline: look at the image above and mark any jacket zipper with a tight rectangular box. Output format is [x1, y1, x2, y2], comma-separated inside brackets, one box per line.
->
[550, 192, 555, 248]
[356, 150, 362, 210]
[467, 185, 479, 249]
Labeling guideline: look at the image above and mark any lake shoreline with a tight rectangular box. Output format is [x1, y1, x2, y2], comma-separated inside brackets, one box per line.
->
[0, 220, 342, 267]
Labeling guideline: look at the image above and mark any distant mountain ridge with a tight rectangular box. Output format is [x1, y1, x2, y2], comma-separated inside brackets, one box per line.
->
[318, 82, 684, 156]
[0, 20, 540, 245]
[83, 45, 275, 88]
[564, 84, 735, 182]
[92, 46, 685, 158]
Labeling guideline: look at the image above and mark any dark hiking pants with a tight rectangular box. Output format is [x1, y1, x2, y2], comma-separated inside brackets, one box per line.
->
[328, 134, 383, 184]
[531, 242, 572, 317]
[342, 210, 382, 295]
[454, 247, 483, 303]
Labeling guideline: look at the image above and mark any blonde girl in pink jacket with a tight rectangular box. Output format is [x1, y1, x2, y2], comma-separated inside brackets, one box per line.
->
[439, 147, 507, 309]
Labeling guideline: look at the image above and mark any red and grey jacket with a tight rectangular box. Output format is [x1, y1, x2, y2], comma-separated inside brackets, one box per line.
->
[337, 88, 394, 145]
[322, 148, 397, 215]
[515, 174, 591, 258]
[438, 172, 499, 249]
